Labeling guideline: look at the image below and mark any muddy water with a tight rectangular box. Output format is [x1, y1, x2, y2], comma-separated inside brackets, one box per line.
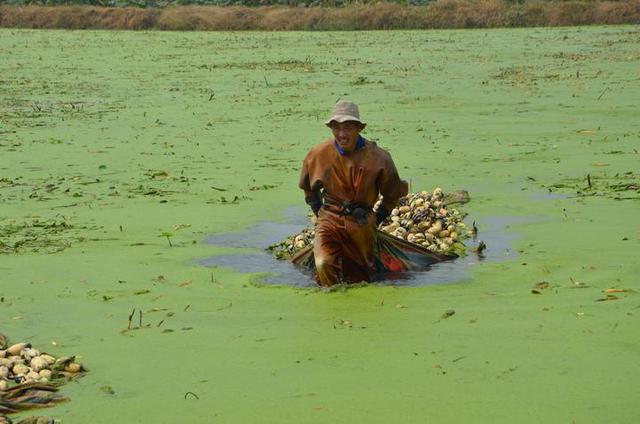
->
[199, 206, 525, 287]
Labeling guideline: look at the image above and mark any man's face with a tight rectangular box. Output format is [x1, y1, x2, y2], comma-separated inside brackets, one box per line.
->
[329, 121, 364, 152]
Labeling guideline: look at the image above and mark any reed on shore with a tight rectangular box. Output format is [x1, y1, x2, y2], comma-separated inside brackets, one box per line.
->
[1, 0, 639, 30]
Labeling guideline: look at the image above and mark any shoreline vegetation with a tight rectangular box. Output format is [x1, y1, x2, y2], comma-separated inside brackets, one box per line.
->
[1, 0, 639, 30]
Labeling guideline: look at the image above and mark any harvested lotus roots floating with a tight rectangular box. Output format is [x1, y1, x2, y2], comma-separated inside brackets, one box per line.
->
[0, 333, 86, 424]
[268, 188, 473, 260]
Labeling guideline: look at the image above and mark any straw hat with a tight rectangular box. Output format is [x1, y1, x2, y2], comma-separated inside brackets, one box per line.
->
[325, 101, 366, 126]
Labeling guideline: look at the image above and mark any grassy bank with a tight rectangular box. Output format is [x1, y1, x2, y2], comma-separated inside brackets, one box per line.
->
[1, 0, 639, 30]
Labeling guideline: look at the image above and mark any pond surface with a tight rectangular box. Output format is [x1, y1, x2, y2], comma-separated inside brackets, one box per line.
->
[2, 26, 638, 424]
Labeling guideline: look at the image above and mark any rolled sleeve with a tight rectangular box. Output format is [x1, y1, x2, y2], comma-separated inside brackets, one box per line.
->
[378, 153, 408, 210]
[299, 152, 322, 199]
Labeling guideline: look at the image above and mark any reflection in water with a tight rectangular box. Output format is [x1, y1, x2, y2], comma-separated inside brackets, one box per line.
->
[197, 206, 525, 287]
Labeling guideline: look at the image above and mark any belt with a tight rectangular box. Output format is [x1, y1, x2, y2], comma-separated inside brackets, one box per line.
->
[322, 197, 372, 226]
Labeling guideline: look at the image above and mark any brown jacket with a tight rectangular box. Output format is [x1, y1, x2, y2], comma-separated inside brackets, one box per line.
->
[299, 138, 408, 211]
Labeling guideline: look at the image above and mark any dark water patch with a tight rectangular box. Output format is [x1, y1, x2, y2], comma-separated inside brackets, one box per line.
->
[199, 251, 316, 287]
[202, 206, 309, 249]
[528, 191, 573, 201]
[380, 216, 523, 287]
[198, 210, 528, 288]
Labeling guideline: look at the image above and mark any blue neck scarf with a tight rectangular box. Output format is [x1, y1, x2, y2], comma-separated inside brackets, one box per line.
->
[334, 135, 365, 155]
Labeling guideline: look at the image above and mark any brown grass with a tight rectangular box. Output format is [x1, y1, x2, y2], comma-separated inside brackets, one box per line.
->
[0, 5, 160, 29]
[1, 1, 639, 30]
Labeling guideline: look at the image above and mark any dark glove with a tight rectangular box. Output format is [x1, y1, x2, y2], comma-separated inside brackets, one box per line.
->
[376, 205, 390, 226]
[352, 207, 370, 226]
[305, 193, 322, 217]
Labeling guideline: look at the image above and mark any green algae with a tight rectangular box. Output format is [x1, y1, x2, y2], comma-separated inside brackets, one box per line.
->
[1, 27, 639, 423]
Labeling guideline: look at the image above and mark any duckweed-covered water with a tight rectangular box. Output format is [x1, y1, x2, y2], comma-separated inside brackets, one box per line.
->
[1, 27, 639, 423]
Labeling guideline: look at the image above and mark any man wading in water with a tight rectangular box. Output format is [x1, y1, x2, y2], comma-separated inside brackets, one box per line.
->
[299, 101, 408, 286]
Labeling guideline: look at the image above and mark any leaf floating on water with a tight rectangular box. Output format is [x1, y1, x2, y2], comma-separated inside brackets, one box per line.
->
[149, 307, 167, 312]
[533, 281, 551, 290]
[395, 304, 408, 309]
[604, 288, 634, 294]
[144, 169, 170, 178]
[441, 309, 456, 319]
[443, 190, 471, 205]
[100, 385, 115, 395]
[570, 277, 588, 288]
[214, 195, 248, 204]
[472, 240, 486, 254]
[333, 319, 352, 329]
[577, 129, 596, 135]
[216, 302, 232, 311]
[532, 281, 552, 294]
[596, 294, 620, 302]
[249, 184, 278, 191]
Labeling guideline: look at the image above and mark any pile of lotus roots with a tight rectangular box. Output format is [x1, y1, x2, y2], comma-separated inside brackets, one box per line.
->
[0, 333, 86, 424]
[269, 188, 472, 259]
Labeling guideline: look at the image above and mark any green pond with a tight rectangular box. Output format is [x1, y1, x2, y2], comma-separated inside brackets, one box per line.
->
[0, 26, 639, 423]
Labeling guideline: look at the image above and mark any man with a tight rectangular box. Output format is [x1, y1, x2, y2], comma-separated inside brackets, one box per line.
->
[299, 101, 408, 286]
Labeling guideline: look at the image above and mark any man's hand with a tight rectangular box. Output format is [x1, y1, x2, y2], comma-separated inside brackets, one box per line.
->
[305, 193, 322, 217]
[376, 205, 390, 226]
[352, 208, 370, 226]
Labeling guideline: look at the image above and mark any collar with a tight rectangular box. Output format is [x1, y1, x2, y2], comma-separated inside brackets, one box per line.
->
[334, 136, 365, 155]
